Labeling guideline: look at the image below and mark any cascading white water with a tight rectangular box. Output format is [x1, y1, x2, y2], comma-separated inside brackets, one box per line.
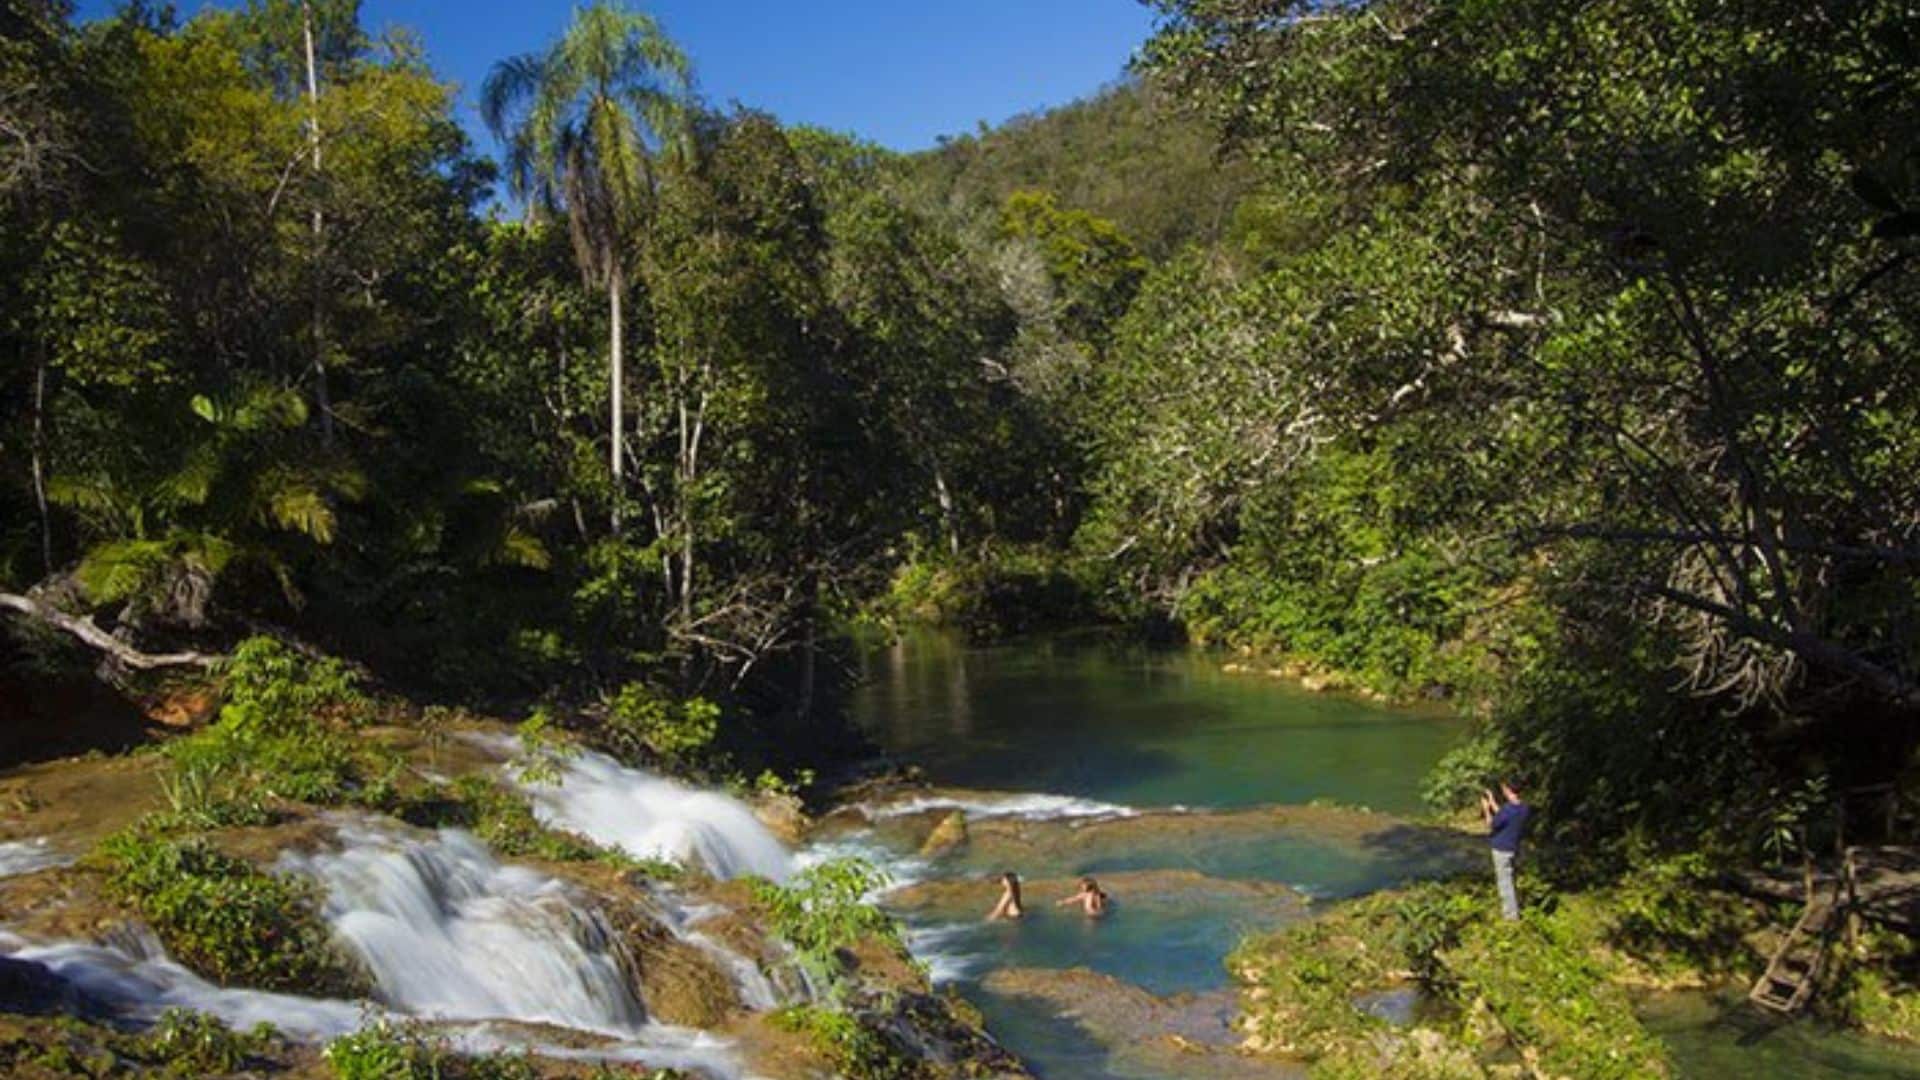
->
[652, 897, 784, 1011]
[0, 929, 363, 1040]
[477, 736, 793, 882]
[0, 837, 72, 878]
[281, 823, 645, 1036]
[2, 737, 809, 1077]
[861, 792, 1141, 822]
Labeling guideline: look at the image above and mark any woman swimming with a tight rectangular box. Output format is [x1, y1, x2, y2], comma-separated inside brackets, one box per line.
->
[1056, 876, 1110, 917]
[986, 871, 1025, 921]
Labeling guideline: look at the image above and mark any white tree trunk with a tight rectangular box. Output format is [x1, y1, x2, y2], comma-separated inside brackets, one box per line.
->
[302, 1, 333, 445]
[31, 348, 52, 575]
[609, 264, 624, 534]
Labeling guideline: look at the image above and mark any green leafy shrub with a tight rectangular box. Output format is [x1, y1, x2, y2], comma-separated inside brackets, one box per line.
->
[1390, 883, 1481, 990]
[219, 636, 369, 735]
[750, 858, 899, 996]
[1446, 910, 1671, 1078]
[324, 1018, 539, 1080]
[91, 831, 364, 995]
[605, 683, 720, 766]
[1419, 735, 1504, 817]
[1606, 854, 1757, 979]
[1235, 881, 1677, 1077]
[770, 1005, 917, 1080]
[151, 756, 275, 831]
[134, 1008, 280, 1075]
[511, 707, 579, 786]
[158, 636, 403, 810]
[867, 544, 1099, 639]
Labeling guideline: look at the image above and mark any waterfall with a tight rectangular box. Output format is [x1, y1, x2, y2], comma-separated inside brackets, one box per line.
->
[653, 897, 785, 1011]
[476, 737, 793, 882]
[1, 929, 363, 1041]
[0, 738, 805, 1077]
[281, 823, 645, 1036]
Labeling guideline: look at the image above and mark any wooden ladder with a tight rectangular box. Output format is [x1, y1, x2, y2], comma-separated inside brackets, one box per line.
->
[1749, 889, 1839, 1013]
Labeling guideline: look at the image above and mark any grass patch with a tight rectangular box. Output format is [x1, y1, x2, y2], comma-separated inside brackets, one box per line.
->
[156, 636, 406, 815]
[90, 830, 365, 996]
[0, 1010, 283, 1078]
[770, 1004, 919, 1080]
[132, 1008, 282, 1075]
[324, 1018, 541, 1080]
[1830, 929, 1920, 1043]
[1233, 877, 1674, 1078]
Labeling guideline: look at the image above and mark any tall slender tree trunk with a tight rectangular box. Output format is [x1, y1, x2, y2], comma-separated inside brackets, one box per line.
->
[302, 1, 333, 445]
[31, 344, 52, 576]
[608, 263, 624, 534]
[932, 459, 960, 557]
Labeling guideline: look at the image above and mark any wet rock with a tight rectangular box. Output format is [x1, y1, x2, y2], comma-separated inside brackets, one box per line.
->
[631, 937, 740, 1028]
[853, 986, 1033, 1078]
[984, 967, 1299, 1079]
[918, 810, 968, 858]
[751, 792, 810, 846]
[0, 955, 91, 1017]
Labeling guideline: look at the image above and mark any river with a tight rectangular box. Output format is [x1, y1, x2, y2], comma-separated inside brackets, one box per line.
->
[844, 631, 1920, 1080]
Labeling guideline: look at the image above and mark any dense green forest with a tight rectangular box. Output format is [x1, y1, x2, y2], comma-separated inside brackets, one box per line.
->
[4, 0, 1918, 867]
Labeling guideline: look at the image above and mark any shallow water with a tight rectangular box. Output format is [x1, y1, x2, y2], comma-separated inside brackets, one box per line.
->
[1641, 991, 1920, 1079]
[848, 633, 1920, 1080]
[846, 632, 1466, 1078]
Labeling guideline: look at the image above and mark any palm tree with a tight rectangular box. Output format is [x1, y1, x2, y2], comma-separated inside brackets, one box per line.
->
[481, 3, 691, 532]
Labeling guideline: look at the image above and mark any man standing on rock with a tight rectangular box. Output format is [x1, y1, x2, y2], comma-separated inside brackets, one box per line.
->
[1481, 780, 1531, 921]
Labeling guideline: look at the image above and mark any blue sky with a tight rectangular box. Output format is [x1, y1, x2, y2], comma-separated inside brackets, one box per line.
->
[76, 1, 1161, 153]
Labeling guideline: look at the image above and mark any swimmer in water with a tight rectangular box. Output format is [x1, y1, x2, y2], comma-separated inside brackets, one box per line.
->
[986, 871, 1025, 921]
[1056, 876, 1110, 917]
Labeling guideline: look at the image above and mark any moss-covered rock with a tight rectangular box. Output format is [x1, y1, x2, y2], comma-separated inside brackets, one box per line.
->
[917, 811, 968, 859]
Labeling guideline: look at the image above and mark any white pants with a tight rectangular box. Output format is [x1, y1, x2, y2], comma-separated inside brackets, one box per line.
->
[1492, 849, 1519, 920]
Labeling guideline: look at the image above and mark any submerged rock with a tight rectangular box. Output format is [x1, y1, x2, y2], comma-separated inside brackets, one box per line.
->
[751, 792, 810, 846]
[984, 967, 1302, 1079]
[918, 810, 969, 858]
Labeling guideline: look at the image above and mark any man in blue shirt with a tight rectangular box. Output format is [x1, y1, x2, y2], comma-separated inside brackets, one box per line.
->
[1480, 781, 1531, 921]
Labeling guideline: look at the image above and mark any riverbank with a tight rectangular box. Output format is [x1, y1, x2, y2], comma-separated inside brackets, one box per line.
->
[0, 642, 1022, 1080]
[1227, 866, 1920, 1078]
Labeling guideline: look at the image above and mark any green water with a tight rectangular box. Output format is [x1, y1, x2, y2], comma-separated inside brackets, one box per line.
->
[853, 631, 1458, 815]
[847, 632, 1465, 1077]
[1642, 992, 1920, 1079]
[846, 633, 1920, 1079]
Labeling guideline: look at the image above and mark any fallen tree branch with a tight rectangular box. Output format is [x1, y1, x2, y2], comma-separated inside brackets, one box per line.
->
[1520, 524, 1920, 564]
[0, 591, 220, 670]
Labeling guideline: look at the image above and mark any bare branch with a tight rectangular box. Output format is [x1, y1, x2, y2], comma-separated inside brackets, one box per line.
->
[0, 592, 220, 670]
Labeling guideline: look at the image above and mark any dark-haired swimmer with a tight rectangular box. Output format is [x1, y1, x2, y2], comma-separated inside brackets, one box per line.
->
[986, 871, 1025, 921]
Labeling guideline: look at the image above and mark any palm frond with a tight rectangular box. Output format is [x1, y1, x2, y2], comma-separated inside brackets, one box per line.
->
[45, 473, 127, 519]
[492, 526, 553, 571]
[253, 468, 338, 544]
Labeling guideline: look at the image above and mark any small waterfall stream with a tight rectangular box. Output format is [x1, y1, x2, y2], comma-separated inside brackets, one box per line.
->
[1, 745, 801, 1077]
[495, 740, 794, 882]
[2, 928, 364, 1040]
[281, 822, 648, 1036]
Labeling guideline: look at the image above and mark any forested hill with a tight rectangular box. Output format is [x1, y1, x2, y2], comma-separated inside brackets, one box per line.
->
[3, 0, 1918, 873]
[901, 79, 1258, 258]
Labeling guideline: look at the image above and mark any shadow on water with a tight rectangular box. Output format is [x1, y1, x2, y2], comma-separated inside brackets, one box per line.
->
[1640, 991, 1920, 1079]
[1356, 823, 1481, 876]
